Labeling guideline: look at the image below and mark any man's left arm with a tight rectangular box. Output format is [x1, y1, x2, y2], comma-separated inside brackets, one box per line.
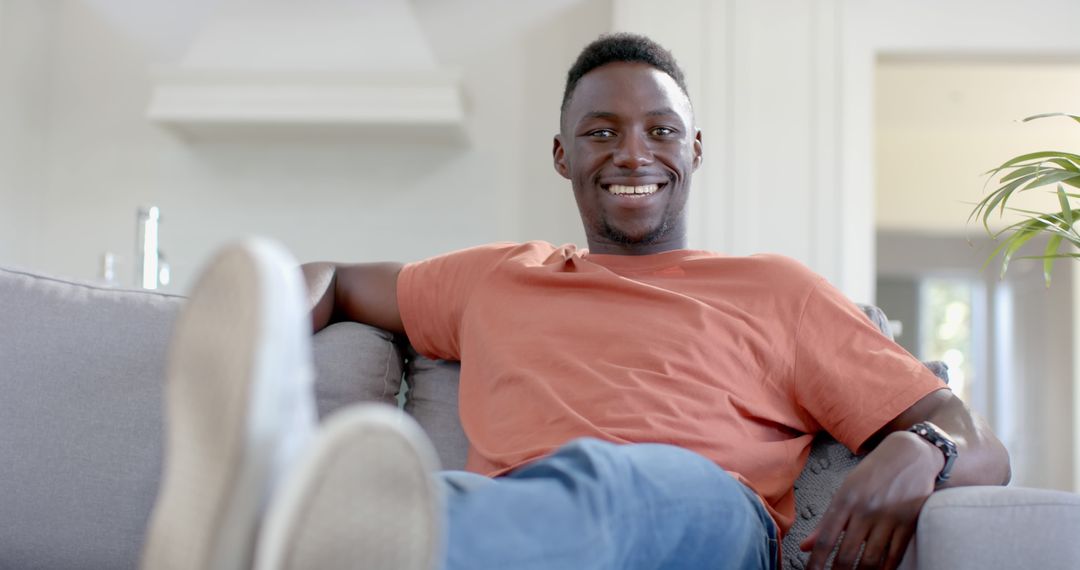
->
[802, 387, 1011, 570]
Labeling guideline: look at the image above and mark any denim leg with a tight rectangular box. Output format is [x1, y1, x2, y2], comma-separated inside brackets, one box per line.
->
[437, 438, 777, 570]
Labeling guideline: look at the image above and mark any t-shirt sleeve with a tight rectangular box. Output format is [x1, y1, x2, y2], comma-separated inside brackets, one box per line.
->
[397, 243, 516, 361]
[793, 277, 948, 452]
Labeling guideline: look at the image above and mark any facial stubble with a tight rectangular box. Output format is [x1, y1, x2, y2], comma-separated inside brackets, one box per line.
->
[597, 197, 680, 246]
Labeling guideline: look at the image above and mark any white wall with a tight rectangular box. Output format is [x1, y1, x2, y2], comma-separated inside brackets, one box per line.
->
[6, 0, 1080, 293]
[0, 0, 609, 291]
[0, 1, 55, 268]
[15, 0, 1078, 298]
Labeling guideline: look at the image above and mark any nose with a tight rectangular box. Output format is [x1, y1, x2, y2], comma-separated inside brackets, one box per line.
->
[612, 131, 654, 170]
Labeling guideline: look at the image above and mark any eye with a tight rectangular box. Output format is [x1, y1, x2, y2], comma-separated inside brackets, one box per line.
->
[587, 129, 616, 138]
[650, 126, 677, 137]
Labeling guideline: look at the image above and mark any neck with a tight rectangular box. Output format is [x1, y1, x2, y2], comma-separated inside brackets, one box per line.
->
[585, 231, 687, 256]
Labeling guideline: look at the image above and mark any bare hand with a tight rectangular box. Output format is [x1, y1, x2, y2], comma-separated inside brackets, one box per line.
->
[800, 432, 943, 569]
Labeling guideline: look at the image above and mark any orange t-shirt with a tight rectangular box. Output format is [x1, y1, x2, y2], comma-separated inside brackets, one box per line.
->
[397, 241, 946, 534]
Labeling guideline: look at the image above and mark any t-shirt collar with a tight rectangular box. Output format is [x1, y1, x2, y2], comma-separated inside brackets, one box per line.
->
[581, 247, 713, 271]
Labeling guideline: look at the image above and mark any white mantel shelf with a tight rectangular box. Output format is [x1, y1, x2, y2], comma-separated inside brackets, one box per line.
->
[146, 68, 467, 141]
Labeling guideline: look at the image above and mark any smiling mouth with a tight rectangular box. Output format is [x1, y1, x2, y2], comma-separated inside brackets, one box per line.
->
[602, 183, 663, 196]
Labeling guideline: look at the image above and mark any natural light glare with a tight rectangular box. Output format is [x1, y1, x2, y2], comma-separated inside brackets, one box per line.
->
[922, 279, 976, 403]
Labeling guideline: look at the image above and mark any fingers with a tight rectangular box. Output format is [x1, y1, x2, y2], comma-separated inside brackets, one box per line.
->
[821, 525, 913, 570]
[882, 526, 915, 570]
[831, 519, 872, 570]
[803, 508, 849, 570]
[802, 509, 915, 570]
[854, 522, 895, 569]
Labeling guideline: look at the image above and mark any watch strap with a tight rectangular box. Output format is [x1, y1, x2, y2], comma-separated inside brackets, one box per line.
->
[908, 421, 958, 487]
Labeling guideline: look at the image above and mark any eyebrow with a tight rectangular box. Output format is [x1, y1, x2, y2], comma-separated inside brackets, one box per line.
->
[646, 107, 680, 117]
[582, 111, 618, 121]
[581, 108, 683, 121]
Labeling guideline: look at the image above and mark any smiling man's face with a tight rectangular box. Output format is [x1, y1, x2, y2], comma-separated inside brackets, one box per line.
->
[554, 61, 702, 255]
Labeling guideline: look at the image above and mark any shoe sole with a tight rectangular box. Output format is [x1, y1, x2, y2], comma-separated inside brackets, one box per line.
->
[141, 239, 315, 570]
[256, 404, 442, 570]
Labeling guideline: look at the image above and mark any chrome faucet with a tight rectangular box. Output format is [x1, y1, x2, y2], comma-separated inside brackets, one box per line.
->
[135, 206, 169, 289]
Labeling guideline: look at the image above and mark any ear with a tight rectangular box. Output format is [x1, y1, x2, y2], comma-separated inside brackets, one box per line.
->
[553, 134, 571, 180]
[692, 129, 703, 171]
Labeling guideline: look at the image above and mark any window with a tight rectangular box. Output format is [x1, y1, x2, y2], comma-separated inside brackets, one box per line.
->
[920, 278, 981, 404]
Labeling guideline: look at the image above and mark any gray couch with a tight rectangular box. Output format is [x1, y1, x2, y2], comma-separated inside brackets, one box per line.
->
[2, 265, 1079, 569]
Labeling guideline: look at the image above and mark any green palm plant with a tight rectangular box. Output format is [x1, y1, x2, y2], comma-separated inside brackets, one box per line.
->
[970, 112, 1080, 285]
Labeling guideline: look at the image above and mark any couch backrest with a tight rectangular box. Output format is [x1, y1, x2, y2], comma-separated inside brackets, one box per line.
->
[0, 265, 945, 570]
[0, 269, 410, 570]
[0, 267, 182, 570]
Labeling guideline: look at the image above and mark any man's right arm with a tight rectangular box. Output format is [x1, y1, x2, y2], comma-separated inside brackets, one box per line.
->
[301, 262, 405, 335]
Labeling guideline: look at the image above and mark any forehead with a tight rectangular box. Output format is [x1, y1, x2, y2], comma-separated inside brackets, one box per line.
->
[564, 61, 692, 126]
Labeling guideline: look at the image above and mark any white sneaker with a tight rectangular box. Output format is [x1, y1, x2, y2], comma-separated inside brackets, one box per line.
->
[256, 404, 442, 570]
[141, 239, 317, 570]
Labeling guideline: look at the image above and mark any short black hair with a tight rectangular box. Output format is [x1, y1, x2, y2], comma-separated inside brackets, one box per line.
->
[561, 33, 689, 116]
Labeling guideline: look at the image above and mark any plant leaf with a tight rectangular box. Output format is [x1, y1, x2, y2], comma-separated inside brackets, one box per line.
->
[1046, 157, 1080, 172]
[1020, 170, 1080, 192]
[999, 165, 1039, 183]
[1044, 233, 1064, 286]
[972, 174, 1038, 230]
[1058, 184, 1074, 226]
[1023, 112, 1080, 124]
[1016, 252, 1080, 260]
[999, 228, 1040, 278]
[996, 206, 1080, 244]
[976, 171, 1080, 232]
[994, 151, 1080, 170]
[972, 113, 1080, 279]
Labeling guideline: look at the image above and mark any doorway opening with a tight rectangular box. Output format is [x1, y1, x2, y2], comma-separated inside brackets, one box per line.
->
[874, 57, 1080, 491]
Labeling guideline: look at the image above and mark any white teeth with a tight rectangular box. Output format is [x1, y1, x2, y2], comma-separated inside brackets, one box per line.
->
[607, 184, 659, 195]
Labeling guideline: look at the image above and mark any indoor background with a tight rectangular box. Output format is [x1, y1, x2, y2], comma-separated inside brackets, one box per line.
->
[1, 0, 1078, 493]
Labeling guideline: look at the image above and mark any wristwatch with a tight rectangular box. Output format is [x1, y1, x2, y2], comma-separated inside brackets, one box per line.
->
[908, 421, 958, 487]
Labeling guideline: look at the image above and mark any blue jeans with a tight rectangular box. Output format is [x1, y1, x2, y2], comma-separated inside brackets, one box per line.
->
[436, 438, 778, 570]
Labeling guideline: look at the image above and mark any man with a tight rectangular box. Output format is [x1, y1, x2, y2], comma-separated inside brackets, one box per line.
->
[142, 34, 1009, 570]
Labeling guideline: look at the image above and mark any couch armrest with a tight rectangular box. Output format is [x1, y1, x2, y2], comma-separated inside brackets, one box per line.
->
[916, 486, 1080, 569]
